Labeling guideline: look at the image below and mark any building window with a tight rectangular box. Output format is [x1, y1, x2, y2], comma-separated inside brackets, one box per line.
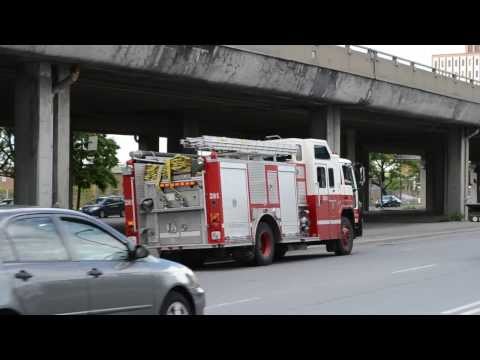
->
[441, 61, 444, 67]
[448, 60, 451, 67]
[470, 59, 472, 65]
[469, 71, 472, 78]
[462, 59, 465, 66]
[477, 59, 479, 66]
[476, 71, 479, 78]
[455, 59, 458, 66]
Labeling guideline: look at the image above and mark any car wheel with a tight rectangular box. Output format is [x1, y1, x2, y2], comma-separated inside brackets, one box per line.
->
[253, 222, 275, 266]
[335, 216, 354, 256]
[160, 291, 193, 315]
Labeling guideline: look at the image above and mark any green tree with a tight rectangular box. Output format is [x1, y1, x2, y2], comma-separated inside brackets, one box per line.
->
[369, 153, 421, 199]
[0, 127, 14, 178]
[0, 128, 120, 209]
[72, 133, 120, 209]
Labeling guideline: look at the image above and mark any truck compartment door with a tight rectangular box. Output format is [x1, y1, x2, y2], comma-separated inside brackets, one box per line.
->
[278, 165, 298, 235]
[220, 162, 250, 239]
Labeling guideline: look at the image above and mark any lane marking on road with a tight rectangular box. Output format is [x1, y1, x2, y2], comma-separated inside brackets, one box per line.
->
[442, 300, 480, 315]
[391, 264, 437, 274]
[205, 297, 261, 310]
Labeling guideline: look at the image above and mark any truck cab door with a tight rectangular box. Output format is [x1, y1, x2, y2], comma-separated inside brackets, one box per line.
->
[315, 165, 330, 240]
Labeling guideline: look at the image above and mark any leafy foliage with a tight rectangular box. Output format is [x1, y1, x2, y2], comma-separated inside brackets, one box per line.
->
[0, 128, 14, 178]
[0, 128, 119, 209]
[72, 133, 119, 209]
[369, 153, 420, 196]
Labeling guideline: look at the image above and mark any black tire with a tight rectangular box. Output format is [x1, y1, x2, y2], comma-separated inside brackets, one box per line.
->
[253, 222, 275, 266]
[274, 244, 288, 260]
[160, 291, 193, 315]
[335, 216, 354, 256]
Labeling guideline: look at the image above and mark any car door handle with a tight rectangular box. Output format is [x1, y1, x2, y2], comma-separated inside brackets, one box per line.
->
[14, 270, 33, 281]
[87, 268, 103, 278]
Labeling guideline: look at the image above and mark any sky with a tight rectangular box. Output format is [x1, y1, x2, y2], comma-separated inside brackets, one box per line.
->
[108, 45, 466, 164]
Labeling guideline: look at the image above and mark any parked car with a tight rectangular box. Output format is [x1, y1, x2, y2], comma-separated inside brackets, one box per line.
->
[375, 195, 402, 208]
[0, 207, 205, 315]
[80, 196, 125, 218]
[0, 199, 13, 207]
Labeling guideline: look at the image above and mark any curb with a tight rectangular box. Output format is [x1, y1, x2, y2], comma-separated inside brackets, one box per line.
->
[359, 227, 480, 245]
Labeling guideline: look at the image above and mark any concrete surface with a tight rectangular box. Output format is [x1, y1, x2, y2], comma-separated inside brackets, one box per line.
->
[101, 216, 480, 244]
[197, 226, 480, 314]
[2, 45, 480, 125]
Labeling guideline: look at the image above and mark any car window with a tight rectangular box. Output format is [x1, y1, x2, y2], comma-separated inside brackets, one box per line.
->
[7, 217, 69, 262]
[342, 165, 353, 186]
[328, 168, 335, 188]
[317, 167, 326, 188]
[60, 218, 128, 261]
[314, 145, 330, 160]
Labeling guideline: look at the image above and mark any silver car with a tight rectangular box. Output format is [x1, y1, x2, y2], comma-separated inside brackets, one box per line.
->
[0, 207, 205, 315]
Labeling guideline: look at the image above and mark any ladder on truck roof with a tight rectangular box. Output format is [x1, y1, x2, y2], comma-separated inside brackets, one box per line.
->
[181, 135, 298, 158]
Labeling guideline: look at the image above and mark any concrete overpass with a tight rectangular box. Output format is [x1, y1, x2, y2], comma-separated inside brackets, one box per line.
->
[0, 45, 478, 217]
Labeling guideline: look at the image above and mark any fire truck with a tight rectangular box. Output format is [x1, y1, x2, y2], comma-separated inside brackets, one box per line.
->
[122, 135, 365, 267]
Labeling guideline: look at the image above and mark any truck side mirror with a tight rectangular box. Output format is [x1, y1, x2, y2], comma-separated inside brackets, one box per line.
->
[359, 166, 366, 187]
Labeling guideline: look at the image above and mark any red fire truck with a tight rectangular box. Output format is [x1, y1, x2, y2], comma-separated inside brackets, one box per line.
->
[122, 135, 365, 267]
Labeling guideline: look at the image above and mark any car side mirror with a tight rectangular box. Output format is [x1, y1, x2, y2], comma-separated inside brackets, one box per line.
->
[132, 245, 149, 260]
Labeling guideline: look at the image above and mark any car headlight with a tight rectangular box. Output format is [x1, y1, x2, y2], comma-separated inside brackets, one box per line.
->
[90, 206, 100, 211]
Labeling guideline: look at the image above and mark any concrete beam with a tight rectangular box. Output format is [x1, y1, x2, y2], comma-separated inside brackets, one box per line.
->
[2, 45, 480, 125]
[14, 63, 54, 207]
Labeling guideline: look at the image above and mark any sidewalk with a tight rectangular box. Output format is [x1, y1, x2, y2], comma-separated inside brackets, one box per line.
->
[361, 221, 480, 244]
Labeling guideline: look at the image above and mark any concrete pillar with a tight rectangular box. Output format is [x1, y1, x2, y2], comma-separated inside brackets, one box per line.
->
[419, 163, 426, 207]
[52, 66, 71, 209]
[345, 129, 356, 163]
[14, 63, 54, 207]
[167, 118, 200, 154]
[137, 135, 159, 151]
[445, 128, 466, 216]
[309, 106, 341, 154]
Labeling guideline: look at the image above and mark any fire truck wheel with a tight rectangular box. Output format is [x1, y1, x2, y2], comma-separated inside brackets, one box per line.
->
[335, 217, 354, 256]
[160, 291, 193, 315]
[254, 222, 275, 266]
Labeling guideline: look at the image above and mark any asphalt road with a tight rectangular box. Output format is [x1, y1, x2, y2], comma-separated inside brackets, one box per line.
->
[195, 230, 480, 315]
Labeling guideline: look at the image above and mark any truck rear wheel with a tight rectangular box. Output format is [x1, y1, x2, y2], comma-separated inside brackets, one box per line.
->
[335, 216, 354, 256]
[254, 222, 275, 266]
